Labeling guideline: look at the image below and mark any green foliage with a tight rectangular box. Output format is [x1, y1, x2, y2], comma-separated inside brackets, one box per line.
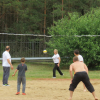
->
[0, 0, 44, 34]
[64, 0, 100, 15]
[47, 8, 100, 69]
[1, 0, 100, 34]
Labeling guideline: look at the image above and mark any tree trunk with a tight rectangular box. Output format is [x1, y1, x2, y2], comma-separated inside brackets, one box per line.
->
[62, 0, 63, 18]
[44, 0, 46, 49]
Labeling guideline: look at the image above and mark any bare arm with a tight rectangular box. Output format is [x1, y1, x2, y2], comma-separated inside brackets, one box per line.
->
[7, 59, 13, 70]
[57, 57, 61, 67]
[12, 69, 18, 77]
[84, 64, 88, 74]
[69, 64, 73, 81]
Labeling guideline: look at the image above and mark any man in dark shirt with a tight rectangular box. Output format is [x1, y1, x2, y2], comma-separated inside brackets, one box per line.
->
[12, 57, 27, 95]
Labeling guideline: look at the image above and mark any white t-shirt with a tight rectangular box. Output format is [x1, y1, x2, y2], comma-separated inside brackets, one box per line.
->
[2, 51, 11, 67]
[52, 54, 60, 63]
[78, 55, 84, 62]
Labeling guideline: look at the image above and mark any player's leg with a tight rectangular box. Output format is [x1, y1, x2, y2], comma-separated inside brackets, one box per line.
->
[82, 72, 98, 99]
[5, 67, 10, 85]
[69, 73, 81, 99]
[92, 92, 98, 100]
[53, 63, 57, 77]
[17, 76, 22, 93]
[68, 91, 73, 100]
[82, 72, 94, 92]
[3, 67, 10, 85]
[83, 83, 86, 91]
[22, 76, 26, 94]
[56, 66, 63, 75]
[3, 67, 6, 85]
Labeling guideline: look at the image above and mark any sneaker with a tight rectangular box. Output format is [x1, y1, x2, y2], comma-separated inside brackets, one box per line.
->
[61, 74, 64, 76]
[3, 84, 5, 86]
[52, 77, 56, 78]
[22, 93, 26, 95]
[5, 84, 10, 86]
[16, 92, 20, 95]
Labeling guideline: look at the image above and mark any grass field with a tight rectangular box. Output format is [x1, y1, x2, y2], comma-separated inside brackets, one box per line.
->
[0, 62, 100, 80]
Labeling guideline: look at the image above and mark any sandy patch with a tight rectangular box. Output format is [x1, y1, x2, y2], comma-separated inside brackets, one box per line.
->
[0, 79, 99, 100]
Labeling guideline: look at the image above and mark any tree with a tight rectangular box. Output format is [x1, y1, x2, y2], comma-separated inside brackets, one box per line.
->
[64, 0, 100, 15]
[47, 8, 100, 69]
[0, 0, 45, 34]
[0, 0, 100, 35]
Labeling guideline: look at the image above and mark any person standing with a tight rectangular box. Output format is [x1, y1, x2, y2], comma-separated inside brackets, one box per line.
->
[2, 46, 13, 86]
[12, 57, 27, 95]
[52, 49, 63, 78]
[74, 49, 86, 91]
[68, 56, 98, 100]
[74, 49, 84, 62]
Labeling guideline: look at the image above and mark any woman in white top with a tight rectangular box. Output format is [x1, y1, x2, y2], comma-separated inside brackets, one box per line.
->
[52, 49, 63, 78]
[74, 49, 86, 91]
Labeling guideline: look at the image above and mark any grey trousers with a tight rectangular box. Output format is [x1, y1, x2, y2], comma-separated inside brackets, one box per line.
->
[17, 76, 26, 93]
[3, 67, 10, 84]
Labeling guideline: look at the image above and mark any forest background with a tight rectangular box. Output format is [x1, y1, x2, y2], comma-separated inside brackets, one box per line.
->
[0, 0, 100, 68]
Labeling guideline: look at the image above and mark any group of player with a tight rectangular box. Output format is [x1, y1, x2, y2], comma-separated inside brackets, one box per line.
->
[52, 49, 98, 100]
[2, 46, 98, 99]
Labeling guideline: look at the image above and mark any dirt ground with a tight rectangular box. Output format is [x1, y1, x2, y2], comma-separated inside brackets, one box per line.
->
[0, 79, 100, 100]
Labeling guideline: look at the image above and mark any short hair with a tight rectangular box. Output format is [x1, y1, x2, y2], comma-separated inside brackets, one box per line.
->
[21, 57, 25, 62]
[54, 49, 58, 53]
[5, 46, 10, 50]
[73, 56, 79, 61]
[74, 49, 79, 54]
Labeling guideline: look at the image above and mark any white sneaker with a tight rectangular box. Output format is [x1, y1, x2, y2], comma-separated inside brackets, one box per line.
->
[6, 84, 10, 86]
[52, 77, 56, 78]
[61, 74, 64, 76]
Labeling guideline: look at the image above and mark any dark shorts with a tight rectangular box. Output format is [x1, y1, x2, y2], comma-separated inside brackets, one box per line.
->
[69, 71, 94, 93]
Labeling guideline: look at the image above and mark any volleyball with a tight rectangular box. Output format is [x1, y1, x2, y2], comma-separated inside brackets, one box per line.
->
[43, 50, 47, 54]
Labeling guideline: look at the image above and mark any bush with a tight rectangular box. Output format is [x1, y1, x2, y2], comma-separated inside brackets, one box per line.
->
[47, 8, 100, 69]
